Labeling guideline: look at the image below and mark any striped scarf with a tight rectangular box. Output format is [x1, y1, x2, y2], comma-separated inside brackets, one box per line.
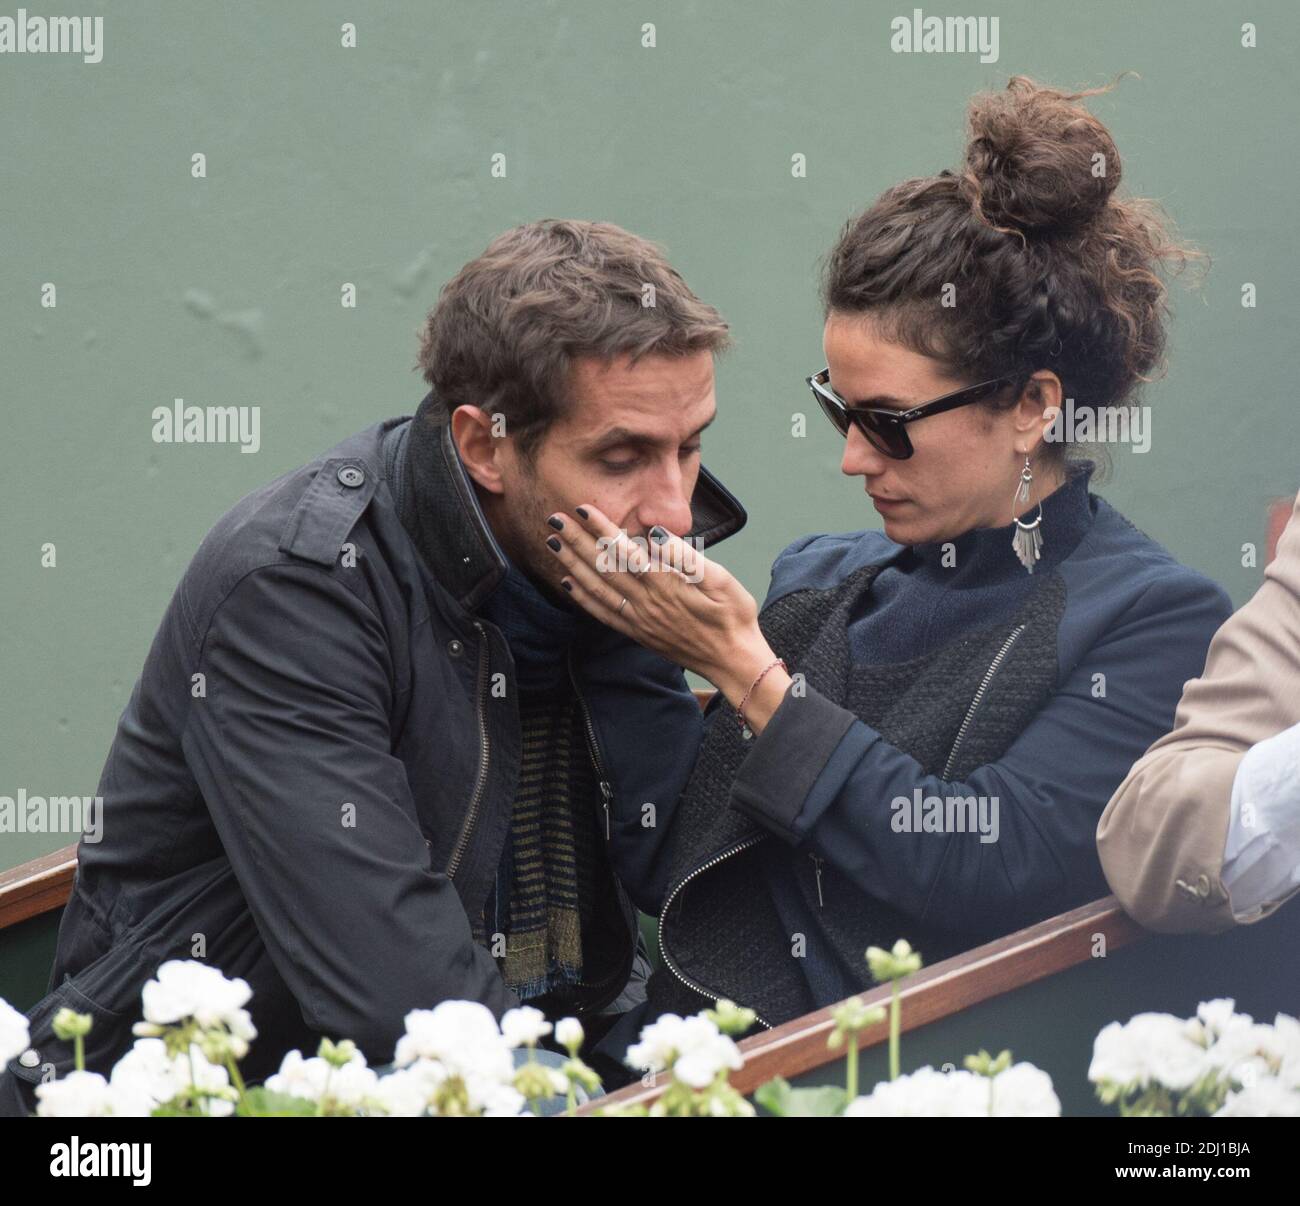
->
[478, 684, 602, 998]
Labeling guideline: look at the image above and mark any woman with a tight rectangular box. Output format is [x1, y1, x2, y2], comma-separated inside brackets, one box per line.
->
[545, 77, 1233, 1056]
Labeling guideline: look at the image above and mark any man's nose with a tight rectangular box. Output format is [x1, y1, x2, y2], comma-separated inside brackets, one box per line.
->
[841, 424, 890, 478]
[634, 459, 696, 538]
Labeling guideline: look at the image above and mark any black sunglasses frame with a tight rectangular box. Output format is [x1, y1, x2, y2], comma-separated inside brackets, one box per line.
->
[807, 367, 1024, 460]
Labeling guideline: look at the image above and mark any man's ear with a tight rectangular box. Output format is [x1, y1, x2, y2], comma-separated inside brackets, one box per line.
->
[450, 404, 507, 495]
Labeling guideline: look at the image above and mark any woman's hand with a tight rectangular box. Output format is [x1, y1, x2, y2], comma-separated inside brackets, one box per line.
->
[544, 505, 793, 734]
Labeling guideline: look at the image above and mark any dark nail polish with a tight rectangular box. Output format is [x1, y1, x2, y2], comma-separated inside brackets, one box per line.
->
[575, 506, 589, 520]
[546, 535, 562, 552]
[561, 579, 573, 592]
[547, 515, 564, 530]
[649, 525, 668, 544]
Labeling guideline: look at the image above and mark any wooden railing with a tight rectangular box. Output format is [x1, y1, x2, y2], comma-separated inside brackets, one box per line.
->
[576, 895, 1144, 1112]
[0, 843, 78, 931]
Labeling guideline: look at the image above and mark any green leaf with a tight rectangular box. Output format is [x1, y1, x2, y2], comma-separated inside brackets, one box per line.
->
[240, 1087, 319, 1117]
[754, 1076, 850, 1117]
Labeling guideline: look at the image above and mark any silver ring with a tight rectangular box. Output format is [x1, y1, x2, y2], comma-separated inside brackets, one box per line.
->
[617, 596, 628, 615]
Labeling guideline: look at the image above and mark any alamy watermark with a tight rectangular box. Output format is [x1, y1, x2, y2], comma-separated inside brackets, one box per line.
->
[1044, 399, 1151, 453]
[0, 9, 101, 62]
[891, 788, 999, 844]
[1, 789, 103, 841]
[596, 531, 705, 584]
[152, 399, 261, 453]
[50, 1136, 150, 1185]
[890, 8, 999, 64]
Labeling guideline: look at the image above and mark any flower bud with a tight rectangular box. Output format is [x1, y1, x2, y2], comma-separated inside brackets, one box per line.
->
[52, 1008, 92, 1041]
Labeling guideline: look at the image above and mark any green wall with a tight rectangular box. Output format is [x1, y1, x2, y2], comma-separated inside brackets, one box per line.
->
[3, 1, 1297, 873]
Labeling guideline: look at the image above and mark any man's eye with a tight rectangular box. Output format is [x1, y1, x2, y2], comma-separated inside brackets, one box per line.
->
[598, 446, 698, 473]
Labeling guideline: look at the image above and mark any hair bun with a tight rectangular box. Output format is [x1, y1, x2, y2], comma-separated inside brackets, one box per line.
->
[959, 75, 1122, 238]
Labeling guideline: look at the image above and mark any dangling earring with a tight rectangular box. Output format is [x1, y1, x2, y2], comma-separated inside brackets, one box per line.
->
[1011, 455, 1044, 574]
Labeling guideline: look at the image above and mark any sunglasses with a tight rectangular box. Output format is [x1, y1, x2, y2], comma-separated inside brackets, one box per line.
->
[807, 367, 1023, 460]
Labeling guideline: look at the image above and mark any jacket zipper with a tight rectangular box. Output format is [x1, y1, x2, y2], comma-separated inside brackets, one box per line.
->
[566, 649, 637, 1013]
[567, 648, 614, 840]
[658, 835, 774, 1029]
[810, 854, 825, 908]
[445, 621, 491, 880]
[941, 624, 1026, 780]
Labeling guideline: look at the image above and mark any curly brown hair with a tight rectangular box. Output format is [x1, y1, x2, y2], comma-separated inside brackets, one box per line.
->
[414, 219, 730, 460]
[821, 74, 1207, 470]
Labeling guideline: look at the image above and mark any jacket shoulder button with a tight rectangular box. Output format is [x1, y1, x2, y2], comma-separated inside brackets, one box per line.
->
[336, 465, 365, 489]
[447, 639, 464, 658]
[18, 1048, 40, 1067]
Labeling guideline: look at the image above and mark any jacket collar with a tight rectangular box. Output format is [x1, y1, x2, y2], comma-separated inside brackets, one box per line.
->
[387, 389, 748, 613]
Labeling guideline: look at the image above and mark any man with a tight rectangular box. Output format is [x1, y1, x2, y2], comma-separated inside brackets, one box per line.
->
[1098, 489, 1300, 931]
[0, 219, 745, 1114]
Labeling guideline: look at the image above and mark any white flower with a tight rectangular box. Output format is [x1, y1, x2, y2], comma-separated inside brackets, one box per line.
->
[1089, 1013, 1209, 1092]
[265, 1047, 377, 1110]
[265, 1049, 328, 1101]
[0, 997, 30, 1065]
[212, 1007, 257, 1059]
[989, 1062, 1061, 1116]
[673, 1033, 743, 1089]
[674, 1019, 740, 1086]
[626, 1012, 742, 1088]
[109, 1038, 185, 1112]
[1204, 1020, 1285, 1088]
[35, 1070, 117, 1117]
[555, 1017, 584, 1051]
[1196, 998, 1242, 1041]
[369, 1072, 429, 1117]
[1215, 1078, 1300, 1117]
[626, 1013, 686, 1073]
[471, 1078, 527, 1117]
[108, 1039, 236, 1117]
[1270, 1013, 1300, 1088]
[139, 960, 255, 1038]
[673, 1049, 729, 1090]
[367, 1059, 448, 1116]
[394, 1001, 509, 1071]
[500, 1006, 551, 1048]
[389, 1001, 521, 1114]
[845, 1067, 990, 1116]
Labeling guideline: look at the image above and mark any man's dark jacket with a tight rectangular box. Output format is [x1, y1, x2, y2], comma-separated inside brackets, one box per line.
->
[0, 396, 746, 1113]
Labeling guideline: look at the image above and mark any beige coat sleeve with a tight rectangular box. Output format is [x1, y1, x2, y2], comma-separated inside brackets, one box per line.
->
[1097, 489, 1300, 933]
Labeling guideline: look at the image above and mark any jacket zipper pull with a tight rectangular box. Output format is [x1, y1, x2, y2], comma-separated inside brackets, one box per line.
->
[599, 781, 612, 840]
[811, 854, 825, 908]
